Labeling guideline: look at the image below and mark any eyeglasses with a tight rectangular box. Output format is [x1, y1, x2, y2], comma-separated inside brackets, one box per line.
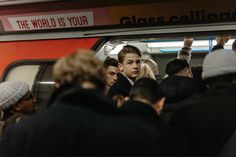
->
[19, 92, 34, 102]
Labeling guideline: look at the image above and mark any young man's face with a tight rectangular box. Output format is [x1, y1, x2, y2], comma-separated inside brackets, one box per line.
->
[119, 53, 141, 80]
[106, 65, 119, 87]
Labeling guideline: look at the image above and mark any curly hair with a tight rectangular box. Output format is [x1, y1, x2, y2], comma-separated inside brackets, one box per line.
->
[53, 49, 106, 90]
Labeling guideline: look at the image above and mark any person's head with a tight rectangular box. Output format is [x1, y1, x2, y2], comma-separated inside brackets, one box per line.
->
[129, 78, 165, 115]
[232, 40, 236, 52]
[143, 58, 159, 76]
[53, 49, 106, 91]
[177, 47, 192, 63]
[202, 49, 236, 85]
[0, 80, 35, 116]
[136, 63, 156, 81]
[166, 59, 192, 77]
[216, 35, 231, 45]
[118, 45, 141, 81]
[103, 57, 119, 88]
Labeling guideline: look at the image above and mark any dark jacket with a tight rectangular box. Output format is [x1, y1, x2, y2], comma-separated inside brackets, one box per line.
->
[0, 85, 169, 157]
[120, 100, 190, 157]
[160, 76, 203, 104]
[171, 81, 236, 157]
[107, 73, 132, 98]
[220, 129, 236, 157]
[159, 76, 205, 123]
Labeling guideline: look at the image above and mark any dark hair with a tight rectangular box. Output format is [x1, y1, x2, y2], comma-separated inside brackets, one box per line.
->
[118, 45, 141, 63]
[129, 78, 163, 104]
[103, 57, 118, 69]
[165, 59, 190, 76]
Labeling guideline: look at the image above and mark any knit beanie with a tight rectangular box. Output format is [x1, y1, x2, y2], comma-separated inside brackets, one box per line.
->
[0, 80, 29, 110]
[202, 49, 236, 79]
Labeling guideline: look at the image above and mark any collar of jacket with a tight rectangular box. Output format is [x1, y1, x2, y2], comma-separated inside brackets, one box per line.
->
[51, 85, 117, 111]
[120, 100, 160, 120]
[207, 81, 236, 95]
[46, 84, 75, 107]
[117, 73, 133, 87]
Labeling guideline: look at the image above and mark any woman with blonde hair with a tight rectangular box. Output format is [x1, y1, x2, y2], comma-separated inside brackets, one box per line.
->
[136, 63, 156, 81]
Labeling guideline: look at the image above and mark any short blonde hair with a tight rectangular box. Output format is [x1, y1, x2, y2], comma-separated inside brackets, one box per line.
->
[136, 63, 156, 81]
[53, 49, 106, 90]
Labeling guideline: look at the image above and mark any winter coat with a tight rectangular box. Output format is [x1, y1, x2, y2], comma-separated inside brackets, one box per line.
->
[171, 81, 236, 157]
[107, 73, 132, 98]
[120, 100, 190, 157]
[159, 76, 205, 123]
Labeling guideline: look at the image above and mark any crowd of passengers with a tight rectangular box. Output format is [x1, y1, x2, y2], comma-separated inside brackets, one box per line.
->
[0, 36, 235, 157]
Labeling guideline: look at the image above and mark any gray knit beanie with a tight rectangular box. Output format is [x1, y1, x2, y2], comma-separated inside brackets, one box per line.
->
[0, 80, 29, 110]
[202, 49, 236, 79]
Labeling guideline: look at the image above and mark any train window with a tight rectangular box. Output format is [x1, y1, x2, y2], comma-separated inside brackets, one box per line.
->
[1, 35, 235, 113]
[33, 64, 55, 111]
[5, 65, 40, 89]
[2, 61, 55, 112]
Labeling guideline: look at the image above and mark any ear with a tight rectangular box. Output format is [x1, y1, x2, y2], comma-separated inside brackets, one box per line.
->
[188, 68, 193, 78]
[153, 97, 165, 115]
[118, 63, 123, 71]
[13, 102, 22, 112]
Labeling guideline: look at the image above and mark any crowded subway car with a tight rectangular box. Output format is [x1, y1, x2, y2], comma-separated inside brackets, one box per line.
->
[0, 0, 235, 111]
[2, 34, 236, 111]
[0, 0, 236, 156]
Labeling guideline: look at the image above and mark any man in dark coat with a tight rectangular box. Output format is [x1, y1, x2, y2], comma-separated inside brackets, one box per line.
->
[108, 45, 141, 98]
[120, 78, 190, 157]
[0, 50, 170, 157]
[171, 49, 236, 157]
[159, 59, 204, 123]
[103, 57, 119, 95]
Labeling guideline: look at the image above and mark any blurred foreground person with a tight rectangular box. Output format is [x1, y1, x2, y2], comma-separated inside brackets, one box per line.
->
[0, 80, 35, 136]
[0, 50, 170, 157]
[120, 78, 189, 157]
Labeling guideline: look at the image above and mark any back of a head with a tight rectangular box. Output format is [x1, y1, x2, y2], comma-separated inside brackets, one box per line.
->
[118, 45, 141, 63]
[129, 78, 162, 104]
[202, 49, 236, 83]
[103, 56, 118, 69]
[0, 80, 29, 110]
[165, 59, 190, 77]
[53, 49, 106, 90]
[143, 59, 159, 75]
[137, 63, 156, 80]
